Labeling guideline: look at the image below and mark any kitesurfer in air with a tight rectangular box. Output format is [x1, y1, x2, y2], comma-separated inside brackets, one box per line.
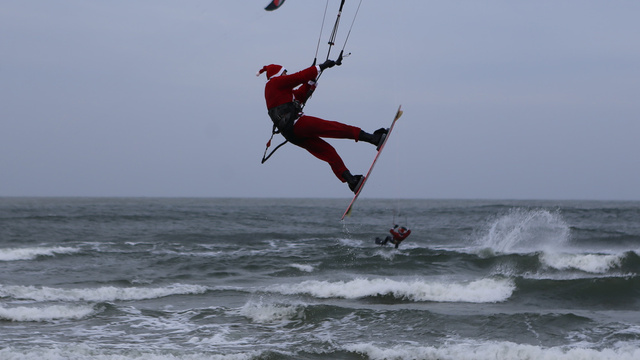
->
[257, 60, 388, 193]
[375, 224, 411, 249]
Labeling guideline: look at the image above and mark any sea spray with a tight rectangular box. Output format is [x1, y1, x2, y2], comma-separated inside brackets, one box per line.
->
[478, 208, 570, 254]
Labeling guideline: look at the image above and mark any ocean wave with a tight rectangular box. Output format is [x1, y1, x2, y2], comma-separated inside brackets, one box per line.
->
[513, 275, 640, 309]
[0, 246, 80, 261]
[541, 252, 625, 273]
[345, 341, 640, 360]
[0, 304, 96, 322]
[0, 283, 208, 302]
[266, 277, 515, 303]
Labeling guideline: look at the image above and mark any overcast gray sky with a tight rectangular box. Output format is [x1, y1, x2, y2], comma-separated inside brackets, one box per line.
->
[2, 1, 639, 200]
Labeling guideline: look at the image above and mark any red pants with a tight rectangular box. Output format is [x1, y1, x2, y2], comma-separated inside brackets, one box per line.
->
[292, 115, 361, 182]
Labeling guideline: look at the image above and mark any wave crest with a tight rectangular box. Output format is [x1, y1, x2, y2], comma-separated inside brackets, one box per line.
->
[0, 246, 79, 261]
[0, 304, 96, 322]
[345, 341, 640, 360]
[0, 283, 208, 302]
[239, 300, 305, 323]
[267, 277, 514, 303]
[541, 252, 625, 273]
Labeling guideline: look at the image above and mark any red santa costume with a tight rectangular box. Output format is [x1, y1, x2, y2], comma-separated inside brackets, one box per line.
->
[390, 225, 411, 243]
[257, 63, 362, 183]
[375, 224, 411, 248]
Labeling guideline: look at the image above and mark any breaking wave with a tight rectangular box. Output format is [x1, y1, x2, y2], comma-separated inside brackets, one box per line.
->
[0, 246, 80, 261]
[540, 252, 625, 273]
[345, 341, 640, 360]
[0, 304, 97, 322]
[266, 277, 515, 303]
[0, 283, 208, 302]
[239, 300, 305, 323]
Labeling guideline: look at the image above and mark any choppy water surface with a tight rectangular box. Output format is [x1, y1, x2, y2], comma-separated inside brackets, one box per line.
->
[1, 198, 639, 359]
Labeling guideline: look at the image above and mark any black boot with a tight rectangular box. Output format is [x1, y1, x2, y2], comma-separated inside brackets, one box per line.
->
[342, 170, 365, 194]
[359, 128, 388, 150]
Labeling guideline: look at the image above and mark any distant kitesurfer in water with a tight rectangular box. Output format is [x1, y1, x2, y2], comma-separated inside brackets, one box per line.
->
[257, 61, 388, 193]
[375, 224, 411, 249]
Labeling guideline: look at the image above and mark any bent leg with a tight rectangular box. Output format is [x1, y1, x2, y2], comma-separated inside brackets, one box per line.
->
[294, 115, 361, 140]
[296, 137, 349, 182]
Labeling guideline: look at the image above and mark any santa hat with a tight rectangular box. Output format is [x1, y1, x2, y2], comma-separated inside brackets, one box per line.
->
[256, 64, 285, 79]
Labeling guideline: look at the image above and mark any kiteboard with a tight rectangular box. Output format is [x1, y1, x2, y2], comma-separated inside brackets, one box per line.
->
[341, 105, 403, 220]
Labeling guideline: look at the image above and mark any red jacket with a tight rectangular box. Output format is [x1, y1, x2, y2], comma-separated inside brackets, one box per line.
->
[264, 65, 320, 110]
[390, 227, 411, 242]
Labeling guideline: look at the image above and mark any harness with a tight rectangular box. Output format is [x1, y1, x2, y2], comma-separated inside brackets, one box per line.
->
[261, 100, 303, 164]
[268, 101, 302, 140]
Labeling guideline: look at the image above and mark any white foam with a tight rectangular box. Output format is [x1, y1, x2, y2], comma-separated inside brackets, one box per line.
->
[239, 300, 304, 323]
[0, 304, 96, 322]
[187, 327, 233, 346]
[289, 263, 315, 272]
[0, 246, 79, 261]
[345, 341, 640, 360]
[0, 345, 262, 360]
[0, 283, 208, 302]
[267, 277, 515, 303]
[541, 252, 624, 273]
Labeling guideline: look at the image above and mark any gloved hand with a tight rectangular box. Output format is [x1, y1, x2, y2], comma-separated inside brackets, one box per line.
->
[319, 59, 336, 71]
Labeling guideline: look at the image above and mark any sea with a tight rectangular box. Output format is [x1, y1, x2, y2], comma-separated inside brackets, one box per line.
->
[1, 197, 639, 360]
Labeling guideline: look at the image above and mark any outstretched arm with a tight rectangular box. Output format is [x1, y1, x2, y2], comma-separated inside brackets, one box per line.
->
[291, 60, 336, 103]
[276, 65, 319, 91]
